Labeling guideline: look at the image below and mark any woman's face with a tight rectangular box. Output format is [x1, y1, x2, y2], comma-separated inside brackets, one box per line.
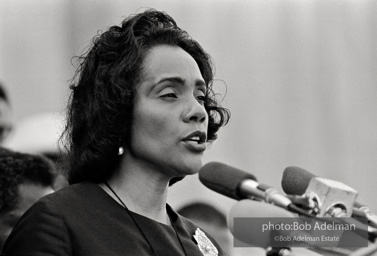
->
[128, 44, 209, 178]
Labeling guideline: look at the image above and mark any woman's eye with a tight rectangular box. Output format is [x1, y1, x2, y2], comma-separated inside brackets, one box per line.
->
[161, 93, 177, 98]
[196, 95, 206, 104]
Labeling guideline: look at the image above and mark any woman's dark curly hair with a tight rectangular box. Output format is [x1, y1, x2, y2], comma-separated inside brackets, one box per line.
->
[62, 9, 230, 184]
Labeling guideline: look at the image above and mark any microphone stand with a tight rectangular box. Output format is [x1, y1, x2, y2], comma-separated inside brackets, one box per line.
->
[349, 242, 377, 256]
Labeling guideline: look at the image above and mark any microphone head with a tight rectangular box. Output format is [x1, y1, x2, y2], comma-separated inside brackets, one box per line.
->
[227, 200, 296, 248]
[281, 166, 316, 195]
[199, 162, 257, 200]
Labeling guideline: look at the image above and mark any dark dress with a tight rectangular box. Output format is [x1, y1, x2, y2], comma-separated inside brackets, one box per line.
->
[2, 182, 225, 256]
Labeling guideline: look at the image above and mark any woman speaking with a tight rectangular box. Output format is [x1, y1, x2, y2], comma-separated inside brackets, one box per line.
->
[3, 9, 230, 256]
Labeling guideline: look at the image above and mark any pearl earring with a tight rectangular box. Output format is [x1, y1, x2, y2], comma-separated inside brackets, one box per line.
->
[118, 146, 124, 156]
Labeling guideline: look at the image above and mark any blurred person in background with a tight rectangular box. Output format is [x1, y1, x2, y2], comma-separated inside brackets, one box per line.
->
[3, 112, 69, 190]
[0, 147, 57, 251]
[3, 9, 230, 255]
[0, 82, 13, 145]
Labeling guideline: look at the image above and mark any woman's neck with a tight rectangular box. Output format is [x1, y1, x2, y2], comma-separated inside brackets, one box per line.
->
[101, 157, 171, 225]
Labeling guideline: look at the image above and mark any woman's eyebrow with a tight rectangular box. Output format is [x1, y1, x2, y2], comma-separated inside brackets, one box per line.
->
[149, 76, 206, 93]
[155, 76, 185, 86]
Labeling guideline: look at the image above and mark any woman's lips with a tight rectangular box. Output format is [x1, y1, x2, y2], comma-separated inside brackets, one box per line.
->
[182, 140, 207, 152]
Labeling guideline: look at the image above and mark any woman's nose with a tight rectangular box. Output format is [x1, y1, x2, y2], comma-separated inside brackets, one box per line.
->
[182, 97, 207, 123]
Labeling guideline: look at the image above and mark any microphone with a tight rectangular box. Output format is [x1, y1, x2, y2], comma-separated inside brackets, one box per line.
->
[198, 162, 260, 201]
[282, 166, 357, 217]
[281, 166, 315, 195]
[199, 162, 309, 215]
[282, 167, 377, 227]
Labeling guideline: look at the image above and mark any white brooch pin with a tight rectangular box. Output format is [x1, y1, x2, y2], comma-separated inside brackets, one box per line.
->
[193, 228, 218, 256]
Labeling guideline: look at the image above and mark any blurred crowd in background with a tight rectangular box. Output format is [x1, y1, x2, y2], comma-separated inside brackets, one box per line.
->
[1, 1, 376, 255]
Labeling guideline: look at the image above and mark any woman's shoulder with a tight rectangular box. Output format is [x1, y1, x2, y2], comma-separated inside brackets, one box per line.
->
[52, 181, 100, 195]
[26, 182, 105, 218]
[1, 186, 87, 255]
[41, 182, 100, 203]
[2, 182, 112, 255]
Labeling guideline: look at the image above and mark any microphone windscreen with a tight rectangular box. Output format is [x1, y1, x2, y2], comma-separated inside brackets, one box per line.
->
[199, 162, 257, 200]
[281, 166, 316, 195]
[227, 200, 296, 248]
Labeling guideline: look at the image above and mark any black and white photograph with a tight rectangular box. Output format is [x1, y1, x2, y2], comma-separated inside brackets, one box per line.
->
[1, 0, 377, 255]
